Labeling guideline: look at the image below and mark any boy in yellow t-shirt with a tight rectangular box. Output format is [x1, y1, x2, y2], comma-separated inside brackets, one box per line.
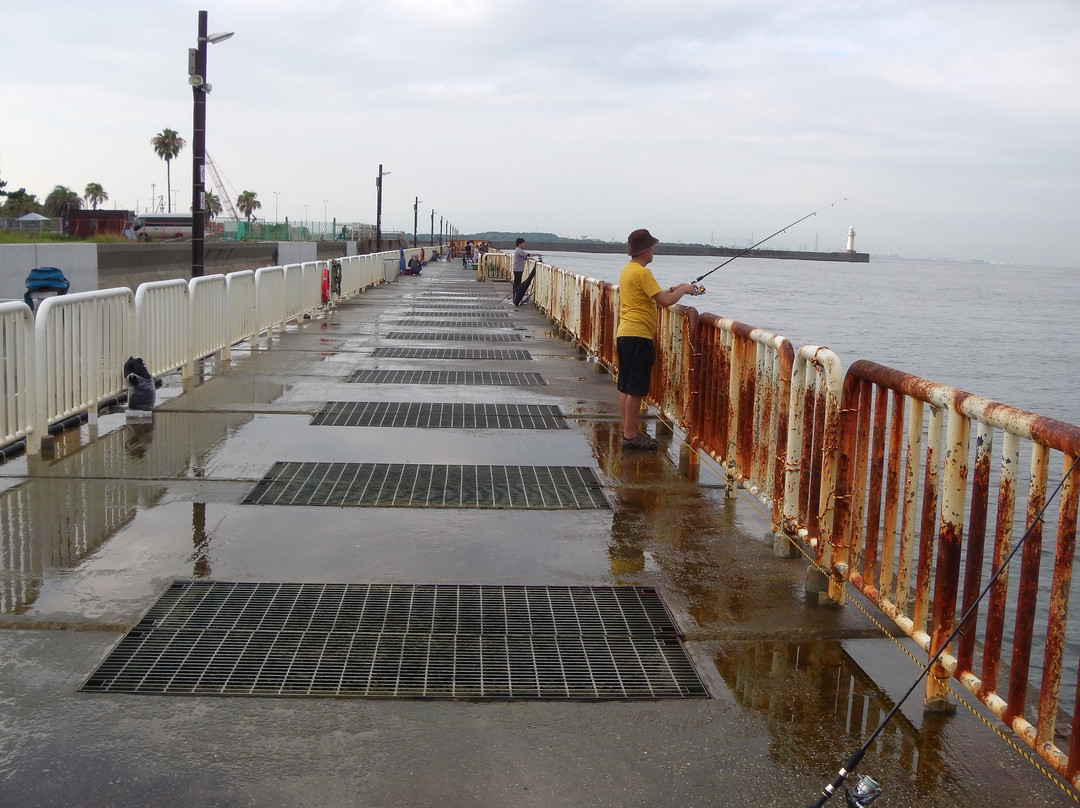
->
[616, 229, 701, 450]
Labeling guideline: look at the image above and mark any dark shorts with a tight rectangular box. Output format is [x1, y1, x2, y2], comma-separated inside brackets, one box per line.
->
[616, 336, 655, 396]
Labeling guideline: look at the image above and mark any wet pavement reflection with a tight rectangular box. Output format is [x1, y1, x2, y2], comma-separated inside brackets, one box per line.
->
[0, 269, 1068, 806]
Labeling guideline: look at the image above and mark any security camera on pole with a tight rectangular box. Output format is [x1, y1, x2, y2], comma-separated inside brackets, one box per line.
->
[189, 9, 233, 278]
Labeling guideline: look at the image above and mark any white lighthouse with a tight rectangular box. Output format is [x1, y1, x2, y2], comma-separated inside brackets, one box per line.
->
[845, 226, 856, 253]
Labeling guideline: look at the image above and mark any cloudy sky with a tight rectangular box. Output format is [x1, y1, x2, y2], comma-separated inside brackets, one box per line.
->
[3, 0, 1078, 265]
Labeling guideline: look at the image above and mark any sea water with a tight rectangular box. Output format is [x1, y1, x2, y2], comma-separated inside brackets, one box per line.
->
[544, 250, 1080, 713]
[542, 251, 1080, 425]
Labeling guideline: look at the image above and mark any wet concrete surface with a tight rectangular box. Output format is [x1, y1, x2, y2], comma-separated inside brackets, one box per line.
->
[0, 265, 1071, 806]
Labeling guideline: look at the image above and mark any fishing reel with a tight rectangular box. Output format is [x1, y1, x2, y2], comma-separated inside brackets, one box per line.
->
[844, 774, 883, 808]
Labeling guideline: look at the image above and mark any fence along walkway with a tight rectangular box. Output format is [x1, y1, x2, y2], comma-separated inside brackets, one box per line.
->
[524, 256, 1080, 791]
[0, 249, 416, 455]
[3, 247, 1080, 791]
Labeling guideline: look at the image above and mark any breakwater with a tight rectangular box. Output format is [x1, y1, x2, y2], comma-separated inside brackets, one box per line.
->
[485, 239, 870, 262]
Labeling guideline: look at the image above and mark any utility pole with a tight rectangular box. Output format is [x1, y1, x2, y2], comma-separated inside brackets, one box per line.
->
[430, 209, 435, 247]
[376, 164, 390, 250]
[189, 9, 233, 277]
[412, 196, 422, 248]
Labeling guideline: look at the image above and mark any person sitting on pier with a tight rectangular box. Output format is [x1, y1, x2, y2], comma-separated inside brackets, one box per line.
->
[406, 255, 422, 275]
[617, 228, 701, 451]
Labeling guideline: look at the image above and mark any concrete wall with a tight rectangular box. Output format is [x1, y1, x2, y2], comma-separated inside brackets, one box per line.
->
[0, 243, 98, 302]
[0, 240, 364, 300]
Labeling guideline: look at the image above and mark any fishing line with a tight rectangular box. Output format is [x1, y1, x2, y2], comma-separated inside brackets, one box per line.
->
[809, 452, 1080, 808]
[690, 198, 847, 292]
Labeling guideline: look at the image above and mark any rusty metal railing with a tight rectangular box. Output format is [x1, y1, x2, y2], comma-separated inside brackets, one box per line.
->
[533, 260, 1080, 789]
[831, 359, 1080, 785]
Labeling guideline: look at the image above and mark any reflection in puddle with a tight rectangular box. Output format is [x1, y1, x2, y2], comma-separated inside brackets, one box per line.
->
[710, 638, 963, 794]
[0, 411, 255, 615]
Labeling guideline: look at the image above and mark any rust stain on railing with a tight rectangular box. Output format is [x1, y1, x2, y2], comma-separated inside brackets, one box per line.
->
[531, 257, 1080, 791]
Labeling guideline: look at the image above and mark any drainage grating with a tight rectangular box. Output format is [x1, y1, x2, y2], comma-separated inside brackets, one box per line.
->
[82, 582, 709, 699]
[241, 463, 609, 509]
[431, 283, 499, 290]
[407, 310, 510, 318]
[408, 305, 507, 312]
[386, 331, 524, 342]
[372, 347, 532, 360]
[311, 402, 567, 429]
[347, 370, 545, 386]
[394, 319, 515, 328]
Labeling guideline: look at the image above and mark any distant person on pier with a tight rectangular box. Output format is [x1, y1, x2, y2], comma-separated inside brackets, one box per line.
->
[617, 228, 701, 451]
[512, 237, 540, 292]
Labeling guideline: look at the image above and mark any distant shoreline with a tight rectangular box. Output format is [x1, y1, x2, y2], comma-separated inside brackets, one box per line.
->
[480, 239, 870, 263]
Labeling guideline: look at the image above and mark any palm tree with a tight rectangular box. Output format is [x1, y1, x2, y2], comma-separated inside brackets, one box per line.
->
[150, 128, 186, 212]
[84, 182, 108, 210]
[203, 190, 223, 221]
[236, 190, 261, 222]
[44, 185, 83, 217]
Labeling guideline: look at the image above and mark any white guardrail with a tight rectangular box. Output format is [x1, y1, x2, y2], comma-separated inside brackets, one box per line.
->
[0, 248, 420, 455]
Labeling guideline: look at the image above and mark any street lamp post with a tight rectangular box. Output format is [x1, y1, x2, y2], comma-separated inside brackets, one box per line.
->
[273, 191, 279, 222]
[323, 199, 328, 239]
[413, 196, 422, 248]
[189, 9, 233, 278]
[376, 164, 390, 250]
[430, 209, 435, 247]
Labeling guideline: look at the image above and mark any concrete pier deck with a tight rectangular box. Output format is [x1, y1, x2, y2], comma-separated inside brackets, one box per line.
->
[0, 263, 1068, 807]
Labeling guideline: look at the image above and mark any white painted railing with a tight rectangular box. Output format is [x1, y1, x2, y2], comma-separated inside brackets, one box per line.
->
[189, 275, 230, 378]
[35, 289, 135, 438]
[224, 270, 257, 358]
[134, 280, 189, 378]
[255, 266, 287, 341]
[0, 302, 36, 450]
[0, 248, 423, 455]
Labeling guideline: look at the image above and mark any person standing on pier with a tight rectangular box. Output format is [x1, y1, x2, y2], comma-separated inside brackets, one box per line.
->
[512, 237, 539, 291]
[617, 228, 701, 451]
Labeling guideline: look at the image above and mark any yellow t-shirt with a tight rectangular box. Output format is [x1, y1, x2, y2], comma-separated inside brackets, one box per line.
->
[616, 260, 662, 339]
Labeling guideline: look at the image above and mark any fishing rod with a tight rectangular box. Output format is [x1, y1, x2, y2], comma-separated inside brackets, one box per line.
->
[690, 198, 847, 291]
[809, 452, 1080, 808]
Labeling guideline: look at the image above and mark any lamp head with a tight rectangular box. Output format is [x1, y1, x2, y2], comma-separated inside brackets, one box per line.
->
[205, 31, 235, 44]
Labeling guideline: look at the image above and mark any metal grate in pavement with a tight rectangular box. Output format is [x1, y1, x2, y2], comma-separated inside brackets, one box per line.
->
[394, 319, 515, 328]
[81, 582, 709, 700]
[241, 463, 609, 509]
[346, 370, 545, 386]
[407, 310, 510, 318]
[386, 331, 523, 342]
[372, 347, 532, 360]
[407, 303, 505, 311]
[311, 402, 567, 429]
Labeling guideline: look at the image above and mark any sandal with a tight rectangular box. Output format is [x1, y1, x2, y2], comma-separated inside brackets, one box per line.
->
[622, 433, 658, 451]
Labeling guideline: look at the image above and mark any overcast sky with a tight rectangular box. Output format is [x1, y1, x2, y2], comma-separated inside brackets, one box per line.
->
[3, 0, 1078, 265]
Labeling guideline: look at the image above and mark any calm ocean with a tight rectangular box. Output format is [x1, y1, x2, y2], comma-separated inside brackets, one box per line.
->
[542, 251, 1080, 427]
[544, 250, 1080, 713]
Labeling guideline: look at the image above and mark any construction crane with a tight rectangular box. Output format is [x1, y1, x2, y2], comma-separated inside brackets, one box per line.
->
[205, 152, 240, 221]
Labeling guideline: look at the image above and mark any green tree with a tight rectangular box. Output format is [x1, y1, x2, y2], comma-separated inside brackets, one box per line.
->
[203, 190, 222, 221]
[0, 188, 41, 218]
[150, 128, 186, 212]
[44, 185, 83, 217]
[236, 190, 261, 222]
[84, 182, 108, 210]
